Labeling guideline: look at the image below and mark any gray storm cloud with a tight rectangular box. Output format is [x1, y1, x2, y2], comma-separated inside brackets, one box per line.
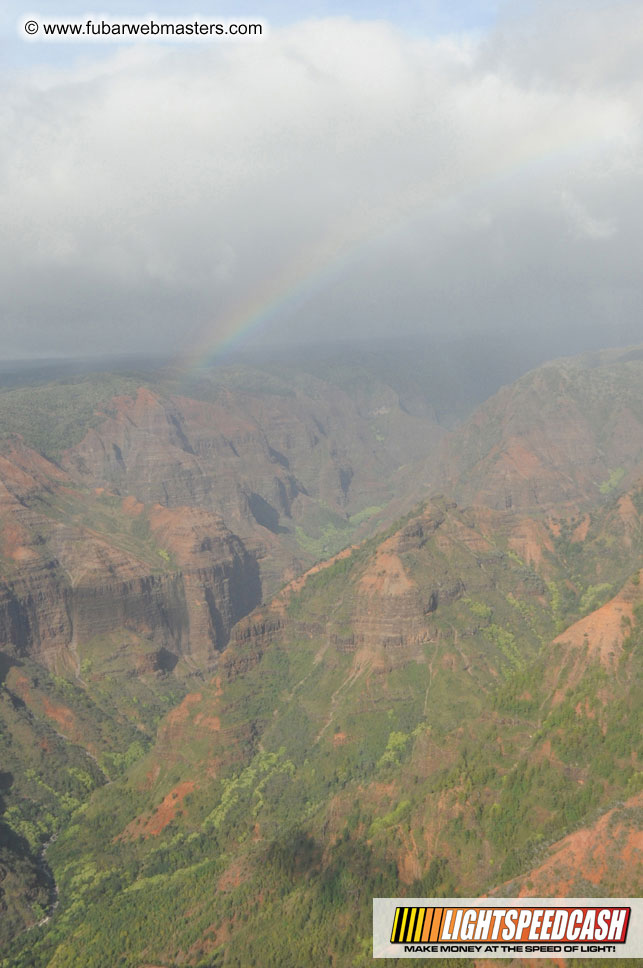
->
[2, 5, 642, 358]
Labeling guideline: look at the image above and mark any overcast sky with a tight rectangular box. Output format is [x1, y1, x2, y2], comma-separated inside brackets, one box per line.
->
[2, 0, 643, 361]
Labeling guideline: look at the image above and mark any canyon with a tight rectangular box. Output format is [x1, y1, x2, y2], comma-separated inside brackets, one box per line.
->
[0, 344, 641, 966]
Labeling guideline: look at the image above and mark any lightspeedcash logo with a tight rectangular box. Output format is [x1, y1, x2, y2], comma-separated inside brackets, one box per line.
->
[373, 898, 642, 959]
[390, 905, 628, 945]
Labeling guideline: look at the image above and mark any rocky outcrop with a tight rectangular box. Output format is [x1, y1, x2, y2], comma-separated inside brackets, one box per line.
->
[223, 611, 285, 680]
[0, 443, 260, 673]
[352, 533, 432, 668]
[147, 504, 261, 669]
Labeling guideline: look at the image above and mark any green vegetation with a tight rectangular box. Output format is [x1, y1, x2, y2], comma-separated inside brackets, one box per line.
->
[293, 504, 384, 560]
[579, 582, 614, 614]
[0, 375, 142, 458]
[599, 466, 626, 494]
[348, 504, 384, 527]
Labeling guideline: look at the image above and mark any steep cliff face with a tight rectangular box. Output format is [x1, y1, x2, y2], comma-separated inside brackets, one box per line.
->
[0, 441, 260, 673]
[146, 503, 261, 669]
[439, 350, 643, 511]
[61, 387, 271, 522]
[0, 548, 189, 673]
[0, 441, 76, 668]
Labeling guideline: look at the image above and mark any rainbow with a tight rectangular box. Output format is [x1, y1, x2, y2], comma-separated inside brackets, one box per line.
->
[177, 121, 620, 379]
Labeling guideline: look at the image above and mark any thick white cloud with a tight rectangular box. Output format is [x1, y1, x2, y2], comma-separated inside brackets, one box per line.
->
[1, 6, 642, 358]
